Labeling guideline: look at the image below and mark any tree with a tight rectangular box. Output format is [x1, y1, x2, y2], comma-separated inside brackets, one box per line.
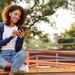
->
[0, 0, 69, 39]
[58, 22, 75, 49]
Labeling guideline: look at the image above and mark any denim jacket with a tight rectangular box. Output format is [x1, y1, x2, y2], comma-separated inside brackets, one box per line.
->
[0, 22, 24, 52]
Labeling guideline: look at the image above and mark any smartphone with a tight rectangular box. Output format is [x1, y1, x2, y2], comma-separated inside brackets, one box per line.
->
[19, 27, 27, 32]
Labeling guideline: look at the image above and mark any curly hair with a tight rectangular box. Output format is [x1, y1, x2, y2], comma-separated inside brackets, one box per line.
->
[2, 5, 27, 26]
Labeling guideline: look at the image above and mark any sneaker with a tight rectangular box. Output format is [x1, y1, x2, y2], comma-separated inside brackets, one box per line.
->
[4, 67, 11, 71]
[19, 64, 29, 72]
[0, 66, 4, 71]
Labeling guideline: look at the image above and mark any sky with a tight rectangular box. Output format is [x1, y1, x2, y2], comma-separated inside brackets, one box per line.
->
[36, 8, 75, 38]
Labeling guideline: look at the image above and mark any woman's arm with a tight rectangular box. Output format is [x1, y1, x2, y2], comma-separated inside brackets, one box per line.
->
[15, 28, 25, 52]
[0, 33, 14, 46]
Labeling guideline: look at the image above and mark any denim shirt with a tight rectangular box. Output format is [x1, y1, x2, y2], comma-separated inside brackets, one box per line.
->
[0, 22, 24, 52]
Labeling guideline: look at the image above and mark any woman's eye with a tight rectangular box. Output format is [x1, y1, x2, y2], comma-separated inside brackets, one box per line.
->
[14, 13, 21, 17]
[14, 13, 17, 16]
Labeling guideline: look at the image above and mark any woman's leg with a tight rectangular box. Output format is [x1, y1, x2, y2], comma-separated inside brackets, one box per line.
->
[10, 50, 26, 72]
[0, 50, 16, 69]
[0, 57, 12, 69]
[0, 58, 6, 68]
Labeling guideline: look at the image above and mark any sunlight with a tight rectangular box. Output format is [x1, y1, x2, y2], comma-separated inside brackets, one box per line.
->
[18, 2, 75, 39]
[36, 8, 75, 38]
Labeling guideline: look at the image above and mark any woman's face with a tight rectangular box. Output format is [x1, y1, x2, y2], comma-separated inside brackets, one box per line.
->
[9, 9, 21, 24]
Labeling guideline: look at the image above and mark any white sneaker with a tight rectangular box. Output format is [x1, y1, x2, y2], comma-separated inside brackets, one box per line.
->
[19, 64, 29, 72]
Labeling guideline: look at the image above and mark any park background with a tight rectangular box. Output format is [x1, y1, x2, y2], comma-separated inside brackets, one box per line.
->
[0, 0, 75, 50]
[1, 0, 75, 73]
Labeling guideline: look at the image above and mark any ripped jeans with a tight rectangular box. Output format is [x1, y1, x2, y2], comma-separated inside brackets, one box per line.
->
[0, 50, 26, 72]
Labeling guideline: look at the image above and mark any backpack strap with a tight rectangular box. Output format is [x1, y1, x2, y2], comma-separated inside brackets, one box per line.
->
[0, 22, 4, 35]
[0, 22, 4, 52]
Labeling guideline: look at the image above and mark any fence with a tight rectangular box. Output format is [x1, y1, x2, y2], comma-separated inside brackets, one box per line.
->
[25, 49, 75, 67]
[24, 37, 75, 67]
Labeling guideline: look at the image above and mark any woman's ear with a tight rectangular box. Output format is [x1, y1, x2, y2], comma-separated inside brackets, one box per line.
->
[9, 12, 11, 16]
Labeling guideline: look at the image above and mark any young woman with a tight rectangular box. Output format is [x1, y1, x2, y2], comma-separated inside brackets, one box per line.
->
[0, 5, 27, 75]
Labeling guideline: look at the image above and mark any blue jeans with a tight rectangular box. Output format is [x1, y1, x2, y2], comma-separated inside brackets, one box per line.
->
[0, 50, 26, 72]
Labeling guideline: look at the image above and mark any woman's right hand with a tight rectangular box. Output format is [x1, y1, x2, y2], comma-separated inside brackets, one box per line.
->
[12, 30, 17, 37]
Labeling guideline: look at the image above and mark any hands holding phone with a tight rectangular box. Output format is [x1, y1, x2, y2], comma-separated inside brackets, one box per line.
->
[17, 29, 25, 38]
[12, 27, 27, 38]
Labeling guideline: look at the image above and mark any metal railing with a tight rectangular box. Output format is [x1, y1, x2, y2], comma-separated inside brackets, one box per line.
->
[25, 50, 75, 67]
[23, 37, 75, 50]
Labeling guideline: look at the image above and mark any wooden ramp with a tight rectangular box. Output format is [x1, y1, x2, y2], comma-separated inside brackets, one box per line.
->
[1, 67, 75, 75]
[1, 72, 75, 75]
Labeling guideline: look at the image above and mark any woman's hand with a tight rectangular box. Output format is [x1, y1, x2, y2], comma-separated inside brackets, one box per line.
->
[17, 29, 25, 38]
[12, 30, 17, 37]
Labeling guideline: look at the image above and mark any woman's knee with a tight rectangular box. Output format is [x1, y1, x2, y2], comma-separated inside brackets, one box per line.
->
[0, 58, 7, 68]
[17, 50, 26, 60]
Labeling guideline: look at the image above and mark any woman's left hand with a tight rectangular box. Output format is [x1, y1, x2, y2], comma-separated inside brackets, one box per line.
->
[17, 29, 25, 38]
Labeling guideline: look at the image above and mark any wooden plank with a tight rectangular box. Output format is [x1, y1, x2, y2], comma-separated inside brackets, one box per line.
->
[25, 50, 75, 55]
[1, 72, 75, 75]
[29, 67, 75, 72]
[28, 60, 75, 66]
[1, 67, 75, 75]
